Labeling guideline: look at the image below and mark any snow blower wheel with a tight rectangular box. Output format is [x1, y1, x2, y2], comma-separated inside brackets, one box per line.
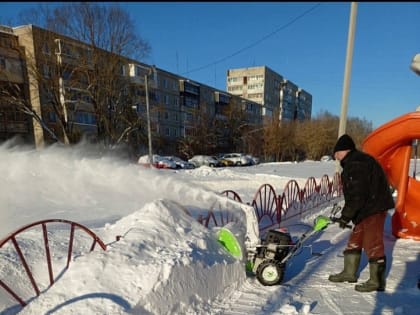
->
[256, 259, 285, 286]
[249, 205, 348, 286]
[250, 229, 292, 286]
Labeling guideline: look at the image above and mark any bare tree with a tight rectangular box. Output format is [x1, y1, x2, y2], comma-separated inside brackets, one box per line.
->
[178, 103, 218, 158]
[346, 117, 373, 146]
[15, 3, 151, 149]
[259, 110, 372, 162]
[302, 111, 339, 160]
[214, 98, 250, 153]
[241, 125, 263, 157]
[294, 111, 372, 161]
[0, 81, 60, 143]
[262, 113, 282, 162]
[18, 2, 150, 60]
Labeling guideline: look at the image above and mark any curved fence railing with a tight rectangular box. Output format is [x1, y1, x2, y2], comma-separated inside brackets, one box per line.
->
[0, 219, 106, 308]
[220, 190, 243, 203]
[251, 183, 279, 232]
[200, 172, 342, 234]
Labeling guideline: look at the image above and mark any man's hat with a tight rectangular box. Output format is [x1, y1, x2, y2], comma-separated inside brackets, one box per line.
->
[333, 134, 355, 153]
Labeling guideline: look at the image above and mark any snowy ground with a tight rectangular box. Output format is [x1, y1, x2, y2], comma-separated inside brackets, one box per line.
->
[0, 142, 419, 315]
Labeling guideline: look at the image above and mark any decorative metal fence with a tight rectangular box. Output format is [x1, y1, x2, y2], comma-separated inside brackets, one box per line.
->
[203, 172, 343, 234]
[0, 219, 106, 308]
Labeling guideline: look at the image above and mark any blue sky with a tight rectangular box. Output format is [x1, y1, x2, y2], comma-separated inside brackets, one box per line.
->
[1, 2, 420, 129]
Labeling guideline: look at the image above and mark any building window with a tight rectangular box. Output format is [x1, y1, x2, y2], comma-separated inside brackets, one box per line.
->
[184, 96, 198, 108]
[62, 70, 71, 80]
[248, 83, 263, 90]
[0, 37, 12, 48]
[75, 112, 96, 125]
[43, 43, 50, 55]
[48, 111, 56, 122]
[120, 64, 126, 76]
[135, 65, 148, 77]
[86, 49, 92, 64]
[248, 93, 263, 99]
[164, 95, 170, 105]
[0, 57, 5, 70]
[227, 85, 242, 92]
[43, 64, 51, 78]
[185, 112, 193, 121]
[183, 81, 199, 95]
[82, 95, 92, 103]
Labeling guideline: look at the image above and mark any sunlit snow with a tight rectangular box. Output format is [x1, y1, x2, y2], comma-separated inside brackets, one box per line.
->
[1, 140, 419, 315]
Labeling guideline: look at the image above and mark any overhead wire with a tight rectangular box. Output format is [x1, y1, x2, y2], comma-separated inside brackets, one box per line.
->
[181, 2, 322, 76]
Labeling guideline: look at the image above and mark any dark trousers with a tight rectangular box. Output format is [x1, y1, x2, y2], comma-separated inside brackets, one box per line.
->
[344, 211, 387, 259]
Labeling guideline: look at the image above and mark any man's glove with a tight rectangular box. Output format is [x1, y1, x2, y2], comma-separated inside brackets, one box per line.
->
[337, 216, 351, 229]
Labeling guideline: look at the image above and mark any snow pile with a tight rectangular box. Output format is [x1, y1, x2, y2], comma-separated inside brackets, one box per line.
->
[17, 199, 246, 315]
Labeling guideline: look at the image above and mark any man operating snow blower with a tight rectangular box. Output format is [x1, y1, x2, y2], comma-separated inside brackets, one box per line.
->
[329, 134, 395, 292]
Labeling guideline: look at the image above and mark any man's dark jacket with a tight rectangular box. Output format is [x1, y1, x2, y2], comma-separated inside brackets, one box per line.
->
[340, 149, 395, 225]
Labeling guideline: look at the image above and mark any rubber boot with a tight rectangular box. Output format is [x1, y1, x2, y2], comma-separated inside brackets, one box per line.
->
[355, 256, 386, 292]
[328, 250, 361, 283]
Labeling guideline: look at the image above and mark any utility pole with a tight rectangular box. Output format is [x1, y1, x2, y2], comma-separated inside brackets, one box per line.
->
[145, 72, 152, 167]
[338, 2, 358, 138]
[145, 66, 155, 167]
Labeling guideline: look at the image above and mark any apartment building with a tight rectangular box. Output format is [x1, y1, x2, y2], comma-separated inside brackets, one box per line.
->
[13, 24, 99, 147]
[0, 26, 34, 144]
[0, 24, 262, 155]
[226, 66, 312, 122]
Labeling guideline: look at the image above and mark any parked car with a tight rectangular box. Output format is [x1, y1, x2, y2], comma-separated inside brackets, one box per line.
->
[218, 157, 235, 167]
[164, 156, 195, 169]
[246, 154, 260, 165]
[188, 155, 221, 168]
[138, 154, 157, 166]
[221, 153, 253, 166]
[138, 154, 177, 169]
[214, 153, 233, 167]
[156, 156, 177, 169]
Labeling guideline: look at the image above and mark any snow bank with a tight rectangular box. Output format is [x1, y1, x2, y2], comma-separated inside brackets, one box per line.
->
[18, 199, 246, 314]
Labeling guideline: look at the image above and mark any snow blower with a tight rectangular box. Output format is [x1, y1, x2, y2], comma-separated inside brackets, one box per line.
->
[241, 203, 349, 286]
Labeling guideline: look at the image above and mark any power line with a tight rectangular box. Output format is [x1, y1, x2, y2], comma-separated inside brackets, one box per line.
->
[182, 3, 322, 76]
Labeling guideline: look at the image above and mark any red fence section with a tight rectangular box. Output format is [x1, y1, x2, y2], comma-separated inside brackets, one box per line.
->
[251, 184, 279, 231]
[0, 219, 106, 308]
[220, 190, 243, 203]
[200, 172, 343, 232]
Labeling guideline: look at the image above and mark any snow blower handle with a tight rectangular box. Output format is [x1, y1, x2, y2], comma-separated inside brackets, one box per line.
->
[330, 217, 353, 229]
[329, 204, 353, 229]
